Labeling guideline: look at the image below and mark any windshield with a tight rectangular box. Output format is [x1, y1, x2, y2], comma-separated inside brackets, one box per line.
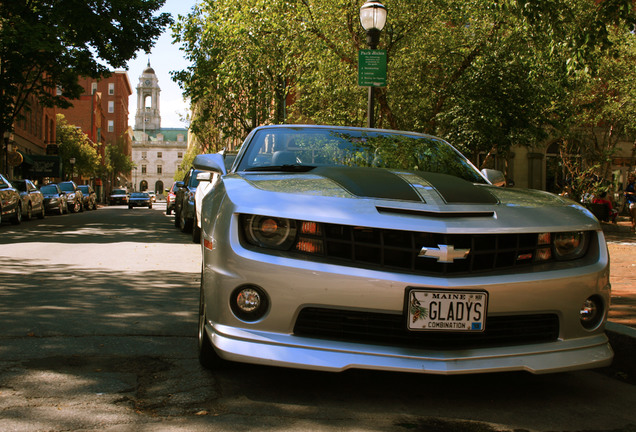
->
[131, 193, 148, 198]
[58, 182, 74, 192]
[236, 127, 485, 183]
[41, 185, 58, 194]
[12, 181, 26, 192]
[188, 170, 203, 188]
[111, 189, 126, 195]
[78, 186, 89, 192]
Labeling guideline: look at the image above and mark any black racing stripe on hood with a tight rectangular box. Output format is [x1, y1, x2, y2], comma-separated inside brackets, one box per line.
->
[414, 172, 498, 204]
[312, 166, 422, 202]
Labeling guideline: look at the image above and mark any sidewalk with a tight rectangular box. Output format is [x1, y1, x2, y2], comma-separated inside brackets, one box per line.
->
[603, 215, 636, 329]
[599, 217, 636, 383]
[604, 216, 636, 329]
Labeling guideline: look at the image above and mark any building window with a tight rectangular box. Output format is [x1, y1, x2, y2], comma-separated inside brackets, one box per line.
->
[157, 165, 162, 174]
[108, 101, 114, 113]
[177, 152, 183, 159]
[157, 151, 162, 158]
[141, 165, 147, 174]
[108, 83, 115, 95]
[91, 82, 97, 94]
[177, 134, 184, 142]
[141, 151, 147, 159]
[107, 120, 114, 132]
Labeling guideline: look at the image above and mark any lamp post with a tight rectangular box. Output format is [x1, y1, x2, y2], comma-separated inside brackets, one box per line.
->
[3, 131, 9, 175]
[360, 0, 387, 129]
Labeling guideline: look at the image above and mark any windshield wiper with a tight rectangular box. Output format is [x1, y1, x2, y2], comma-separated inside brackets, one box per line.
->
[245, 165, 316, 172]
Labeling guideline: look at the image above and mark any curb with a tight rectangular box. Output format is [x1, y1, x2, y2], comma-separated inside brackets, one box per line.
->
[606, 322, 636, 364]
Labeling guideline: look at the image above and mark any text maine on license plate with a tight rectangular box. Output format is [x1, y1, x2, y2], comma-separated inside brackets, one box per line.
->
[407, 289, 488, 332]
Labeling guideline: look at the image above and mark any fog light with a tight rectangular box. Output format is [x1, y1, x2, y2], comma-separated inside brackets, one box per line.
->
[580, 296, 603, 330]
[230, 285, 269, 322]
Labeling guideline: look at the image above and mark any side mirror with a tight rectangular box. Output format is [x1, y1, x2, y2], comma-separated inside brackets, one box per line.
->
[481, 169, 506, 187]
[196, 172, 212, 182]
[175, 181, 185, 189]
[193, 153, 226, 175]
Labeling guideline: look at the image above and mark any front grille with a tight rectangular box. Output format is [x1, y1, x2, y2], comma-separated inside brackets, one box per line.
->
[300, 224, 583, 276]
[294, 307, 560, 350]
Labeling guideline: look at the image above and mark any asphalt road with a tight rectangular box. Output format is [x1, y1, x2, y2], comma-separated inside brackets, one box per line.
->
[1, 204, 636, 432]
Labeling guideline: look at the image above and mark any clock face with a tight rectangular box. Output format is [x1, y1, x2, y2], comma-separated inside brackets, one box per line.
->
[144, 80, 151, 85]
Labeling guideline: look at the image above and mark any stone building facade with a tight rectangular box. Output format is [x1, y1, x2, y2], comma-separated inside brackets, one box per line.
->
[131, 62, 188, 195]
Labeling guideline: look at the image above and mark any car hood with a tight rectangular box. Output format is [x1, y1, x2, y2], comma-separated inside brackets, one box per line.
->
[218, 167, 598, 233]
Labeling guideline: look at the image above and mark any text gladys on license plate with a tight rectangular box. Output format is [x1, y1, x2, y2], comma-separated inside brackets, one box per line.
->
[407, 289, 488, 332]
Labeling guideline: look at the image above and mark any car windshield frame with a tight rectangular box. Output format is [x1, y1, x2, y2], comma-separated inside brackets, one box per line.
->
[111, 189, 127, 195]
[235, 127, 486, 184]
[130, 193, 149, 198]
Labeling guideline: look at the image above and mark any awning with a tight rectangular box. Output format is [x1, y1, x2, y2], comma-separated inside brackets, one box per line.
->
[17, 150, 34, 166]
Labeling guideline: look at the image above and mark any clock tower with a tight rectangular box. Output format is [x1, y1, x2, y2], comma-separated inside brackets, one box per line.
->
[135, 61, 161, 131]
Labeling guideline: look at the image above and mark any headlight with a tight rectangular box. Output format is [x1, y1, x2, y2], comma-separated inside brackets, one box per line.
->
[554, 231, 588, 260]
[68, 193, 75, 199]
[242, 215, 297, 250]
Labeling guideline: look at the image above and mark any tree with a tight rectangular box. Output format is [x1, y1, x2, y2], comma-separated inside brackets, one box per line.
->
[0, 0, 172, 141]
[173, 0, 636, 169]
[104, 140, 135, 188]
[56, 114, 101, 179]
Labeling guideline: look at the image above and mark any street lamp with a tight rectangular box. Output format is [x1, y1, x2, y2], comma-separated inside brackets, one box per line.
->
[360, 0, 387, 128]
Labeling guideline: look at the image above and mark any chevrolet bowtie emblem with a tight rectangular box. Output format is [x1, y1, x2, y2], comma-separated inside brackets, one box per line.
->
[418, 245, 470, 263]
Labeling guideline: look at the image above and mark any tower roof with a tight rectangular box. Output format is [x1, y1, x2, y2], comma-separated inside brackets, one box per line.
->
[143, 59, 156, 75]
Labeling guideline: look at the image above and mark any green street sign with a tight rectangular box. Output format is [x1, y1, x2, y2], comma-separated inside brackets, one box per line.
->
[358, 49, 387, 87]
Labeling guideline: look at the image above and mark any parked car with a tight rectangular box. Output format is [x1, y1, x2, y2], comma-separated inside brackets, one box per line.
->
[165, 182, 178, 215]
[192, 151, 237, 243]
[128, 192, 152, 209]
[109, 188, 128, 205]
[11, 179, 45, 220]
[77, 184, 97, 211]
[194, 124, 613, 375]
[58, 181, 84, 213]
[0, 173, 21, 224]
[40, 183, 68, 215]
[174, 168, 204, 233]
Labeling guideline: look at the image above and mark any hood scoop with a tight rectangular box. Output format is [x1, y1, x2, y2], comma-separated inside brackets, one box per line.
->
[376, 206, 495, 219]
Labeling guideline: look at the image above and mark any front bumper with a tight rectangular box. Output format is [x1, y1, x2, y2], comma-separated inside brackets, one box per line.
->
[129, 200, 151, 207]
[202, 231, 613, 375]
[205, 322, 613, 374]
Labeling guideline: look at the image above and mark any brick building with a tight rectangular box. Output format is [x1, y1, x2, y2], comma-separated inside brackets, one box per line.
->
[57, 71, 133, 199]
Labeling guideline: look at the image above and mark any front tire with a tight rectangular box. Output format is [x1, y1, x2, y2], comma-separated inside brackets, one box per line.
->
[11, 204, 21, 225]
[24, 203, 32, 221]
[179, 210, 193, 233]
[192, 211, 201, 243]
[198, 281, 224, 369]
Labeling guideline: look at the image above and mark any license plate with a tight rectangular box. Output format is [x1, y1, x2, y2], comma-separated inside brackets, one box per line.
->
[407, 289, 488, 332]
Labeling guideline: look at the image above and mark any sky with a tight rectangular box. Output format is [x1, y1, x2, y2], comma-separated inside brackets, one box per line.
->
[124, 0, 199, 129]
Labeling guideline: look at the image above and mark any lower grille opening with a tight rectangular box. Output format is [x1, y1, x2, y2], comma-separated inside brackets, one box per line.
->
[294, 307, 559, 350]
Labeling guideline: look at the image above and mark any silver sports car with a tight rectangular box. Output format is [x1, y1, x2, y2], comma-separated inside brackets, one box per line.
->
[194, 124, 613, 375]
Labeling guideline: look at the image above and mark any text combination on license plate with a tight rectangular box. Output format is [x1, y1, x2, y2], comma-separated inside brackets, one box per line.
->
[407, 288, 488, 332]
